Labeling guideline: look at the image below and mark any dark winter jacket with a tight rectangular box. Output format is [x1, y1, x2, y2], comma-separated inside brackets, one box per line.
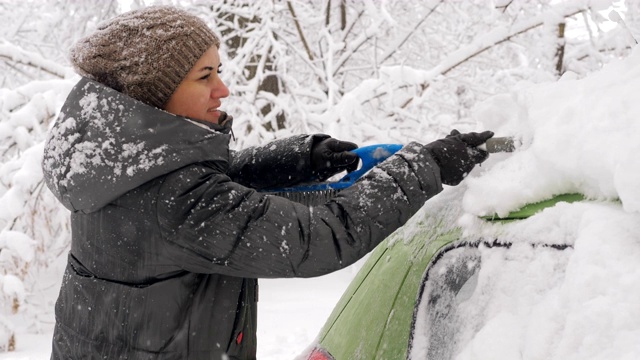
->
[42, 78, 443, 359]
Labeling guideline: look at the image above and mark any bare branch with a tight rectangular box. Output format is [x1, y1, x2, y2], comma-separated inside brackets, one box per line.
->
[286, 1, 314, 62]
[379, 1, 444, 65]
[555, 22, 566, 76]
[325, 0, 331, 27]
[496, 0, 514, 13]
[271, 29, 328, 89]
[332, 15, 388, 77]
[339, 9, 365, 44]
[340, 0, 346, 30]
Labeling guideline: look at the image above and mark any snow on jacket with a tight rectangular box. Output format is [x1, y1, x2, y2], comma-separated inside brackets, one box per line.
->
[42, 77, 443, 359]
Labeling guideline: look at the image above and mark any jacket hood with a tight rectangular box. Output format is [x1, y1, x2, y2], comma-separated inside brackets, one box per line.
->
[43, 77, 232, 213]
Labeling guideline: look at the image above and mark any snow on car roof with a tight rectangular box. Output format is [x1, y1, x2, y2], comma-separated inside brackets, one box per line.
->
[466, 46, 640, 217]
[407, 45, 640, 360]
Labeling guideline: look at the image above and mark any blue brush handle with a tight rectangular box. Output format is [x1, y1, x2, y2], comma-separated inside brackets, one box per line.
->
[267, 143, 403, 192]
[340, 144, 403, 183]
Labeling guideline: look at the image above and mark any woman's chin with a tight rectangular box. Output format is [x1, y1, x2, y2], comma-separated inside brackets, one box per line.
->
[204, 110, 222, 124]
[174, 110, 222, 124]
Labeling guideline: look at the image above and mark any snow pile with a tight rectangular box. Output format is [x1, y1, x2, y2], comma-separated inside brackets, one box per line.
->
[412, 199, 640, 360]
[408, 45, 640, 360]
[465, 46, 640, 217]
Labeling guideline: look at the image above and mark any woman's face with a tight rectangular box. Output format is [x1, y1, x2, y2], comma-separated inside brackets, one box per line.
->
[164, 46, 229, 124]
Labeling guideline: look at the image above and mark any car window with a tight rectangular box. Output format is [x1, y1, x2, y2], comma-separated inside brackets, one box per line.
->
[408, 241, 572, 360]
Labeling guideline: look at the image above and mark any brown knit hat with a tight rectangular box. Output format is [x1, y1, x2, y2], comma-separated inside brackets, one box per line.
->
[69, 6, 220, 109]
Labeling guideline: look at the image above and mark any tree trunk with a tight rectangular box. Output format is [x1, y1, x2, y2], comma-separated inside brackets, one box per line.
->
[555, 22, 566, 76]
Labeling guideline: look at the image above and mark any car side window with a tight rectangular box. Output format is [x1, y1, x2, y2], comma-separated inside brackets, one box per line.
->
[408, 242, 572, 360]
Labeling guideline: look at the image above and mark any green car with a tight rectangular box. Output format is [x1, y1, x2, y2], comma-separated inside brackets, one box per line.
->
[304, 193, 585, 360]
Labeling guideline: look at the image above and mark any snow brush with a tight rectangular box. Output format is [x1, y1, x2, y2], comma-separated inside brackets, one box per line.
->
[262, 144, 403, 206]
[263, 137, 516, 206]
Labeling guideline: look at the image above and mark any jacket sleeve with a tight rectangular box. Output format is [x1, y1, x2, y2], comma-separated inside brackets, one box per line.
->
[227, 134, 328, 189]
[157, 142, 442, 278]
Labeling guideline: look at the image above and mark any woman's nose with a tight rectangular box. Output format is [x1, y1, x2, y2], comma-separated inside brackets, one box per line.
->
[211, 78, 230, 99]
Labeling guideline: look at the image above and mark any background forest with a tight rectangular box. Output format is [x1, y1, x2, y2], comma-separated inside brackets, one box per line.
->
[0, 0, 637, 352]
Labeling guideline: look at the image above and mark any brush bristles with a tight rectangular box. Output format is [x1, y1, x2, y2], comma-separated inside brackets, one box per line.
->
[266, 189, 341, 206]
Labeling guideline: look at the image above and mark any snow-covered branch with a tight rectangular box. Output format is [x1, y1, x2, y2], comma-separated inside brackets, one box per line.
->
[363, 1, 588, 111]
[0, 42, 69, 79]
[435, 3, 587, 77]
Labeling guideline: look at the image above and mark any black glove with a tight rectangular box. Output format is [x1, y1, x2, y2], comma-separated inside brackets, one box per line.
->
[311, 136, 359, 180]
[425, 129, 494, 186]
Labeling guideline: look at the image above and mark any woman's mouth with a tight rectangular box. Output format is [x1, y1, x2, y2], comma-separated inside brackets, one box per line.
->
[207, 108, 222, 122]
[205, 108, 229, 125]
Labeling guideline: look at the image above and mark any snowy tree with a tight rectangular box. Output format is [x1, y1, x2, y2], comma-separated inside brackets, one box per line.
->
[182, 0, 636, 148]
[0, 1, 120, 89]
[0, 0, 125, 350]
[0, 0, 636, 351]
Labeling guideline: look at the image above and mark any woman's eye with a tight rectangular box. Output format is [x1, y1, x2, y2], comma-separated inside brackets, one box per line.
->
[217, 65, 223, 74]
[199, 74, 210, 80]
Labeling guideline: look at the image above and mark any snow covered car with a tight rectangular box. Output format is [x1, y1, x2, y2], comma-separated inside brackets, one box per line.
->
[302, 47, 640, 360]
[304, 193, 584, 360]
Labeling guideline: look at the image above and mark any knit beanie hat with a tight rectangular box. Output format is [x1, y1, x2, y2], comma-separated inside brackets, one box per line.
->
[69, 6, 220, 109]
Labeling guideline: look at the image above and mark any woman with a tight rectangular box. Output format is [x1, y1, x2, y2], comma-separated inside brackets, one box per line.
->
[42, 5, 492, 359]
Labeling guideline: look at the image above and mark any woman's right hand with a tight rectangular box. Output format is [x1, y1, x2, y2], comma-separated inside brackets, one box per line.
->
[424, 130, 494, 186]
